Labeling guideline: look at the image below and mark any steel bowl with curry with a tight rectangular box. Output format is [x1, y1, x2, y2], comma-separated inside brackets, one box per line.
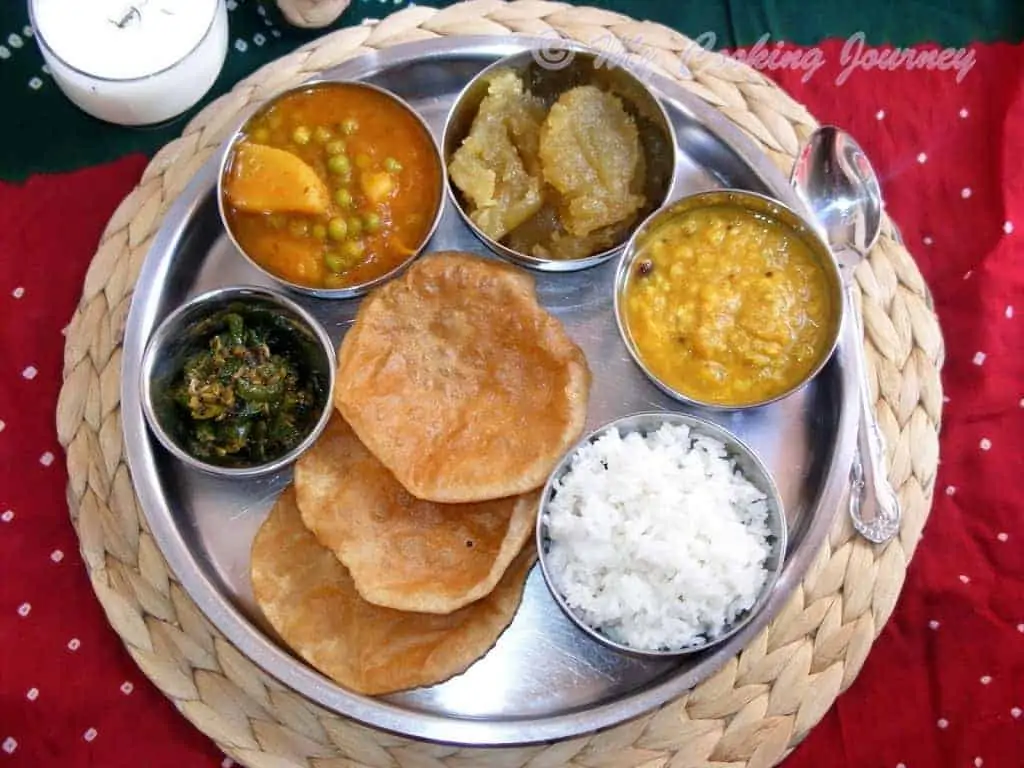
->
[614, 190, 844, 409]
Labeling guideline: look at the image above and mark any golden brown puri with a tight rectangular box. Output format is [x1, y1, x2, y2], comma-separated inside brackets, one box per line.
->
[251, 486, 536, 696]
[334, 251, 591, 503]
[294, 416, 538, 614]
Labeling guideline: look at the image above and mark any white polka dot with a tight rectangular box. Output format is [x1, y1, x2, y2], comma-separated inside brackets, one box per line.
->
[945, 485, 956, 496]
[39, 451, 54, 467]
[997, 532, 1008, 542]
[26, 688, 38, 701]
[234, 38, 248, 52]
[11, 286, 24, 298]
[876, 109, 886, 120]
[1, 510, 12, 522]
[961, 187, 972, 199]
[28, 76, 43, 91]
[1018, 624, 1024, 633]
[1005, 221, 1015, 235]
[974, 759, 983, 768]
[67, 637, 80, 651]
[253, 33, 265, 46]
[1008, 306, 1015, 319]
[980, 438, 991, 451]
[1020, 399, 1024, 409]
[937, 718, 949, 729]
[917, 152, 927, 164]
[928, 619, 940, 629]
[22, 25, 32, 38]
[943, 395, 951, 404]
[222, 758, 236, 768]
[980, 675, 991, 685]
[897, 764, 906, 768]
[8, 33, 23, 48]
[0, 419, 5, 432]
[923, 236, 933, 246]
[973, 351, 986, 366]
[83, 727, 97, 742]
[959, 574, 970, 584]
[50, 549, 64, 562]
[17, 602, 30, 617]
[0, 46, 8, 59]
[1012, 707, 1022, 718]
[964, 270, 973, 280]
[120, 681, 133, 695]
[21, 366, 37, 380]
[2, 738, 16, 754]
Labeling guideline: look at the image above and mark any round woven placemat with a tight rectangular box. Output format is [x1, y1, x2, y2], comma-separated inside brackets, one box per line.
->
[55, 2, 945, 766]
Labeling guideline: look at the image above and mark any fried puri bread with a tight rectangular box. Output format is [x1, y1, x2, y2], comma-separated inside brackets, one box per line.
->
[251, 486, 535, 696]
[334, 251, 591, 503]
[294, 416, 538, 614]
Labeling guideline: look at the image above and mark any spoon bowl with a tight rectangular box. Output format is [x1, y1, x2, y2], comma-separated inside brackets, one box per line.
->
[792, 126, 883, 265]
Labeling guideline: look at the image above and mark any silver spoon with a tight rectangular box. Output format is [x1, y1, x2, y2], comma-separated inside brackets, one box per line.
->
[791, 125, 901, 544]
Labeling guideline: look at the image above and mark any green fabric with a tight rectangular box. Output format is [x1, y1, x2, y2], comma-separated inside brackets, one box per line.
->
[0, 0, 1019, 181]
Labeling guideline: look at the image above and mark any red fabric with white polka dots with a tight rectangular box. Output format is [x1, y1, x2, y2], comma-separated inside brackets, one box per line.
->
[1, 39, 1022, 768]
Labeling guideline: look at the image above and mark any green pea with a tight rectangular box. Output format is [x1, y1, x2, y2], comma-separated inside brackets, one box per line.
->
[340, 118, 359, 135]
[314, 126, 333, 144]
[334, 188, 353, 208]
[325, 139, 346, 155]
[384, 157, 403, 173]
[347, 217, 363, 238]
[363, 212, 382, 233]
[311, 223, 327, 240]
[342, 239, 366, 261]
[288, 219, 309, 237]
[251, 127, 271, 144]
[327, 217, 348, 241]
[327, 154, 351, 176]
[292, 125, 311, 145]
[324, 251, 346, 273]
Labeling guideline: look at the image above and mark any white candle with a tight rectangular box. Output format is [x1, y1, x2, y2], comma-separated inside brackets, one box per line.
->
[29, 0, 229, 126]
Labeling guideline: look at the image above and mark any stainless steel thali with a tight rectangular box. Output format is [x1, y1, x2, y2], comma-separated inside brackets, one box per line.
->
[121, 37, 859, 746]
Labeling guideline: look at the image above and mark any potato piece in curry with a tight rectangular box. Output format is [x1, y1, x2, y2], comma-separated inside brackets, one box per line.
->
[222, 83, 442, 291]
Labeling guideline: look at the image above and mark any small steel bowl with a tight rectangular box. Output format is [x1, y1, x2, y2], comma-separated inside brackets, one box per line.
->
[442, 45, 678, 272]
[217, 80, 446, 299]
[613, 189, 844, 411]
[536, 411, 787, 658]
[140, 286, 336, 479]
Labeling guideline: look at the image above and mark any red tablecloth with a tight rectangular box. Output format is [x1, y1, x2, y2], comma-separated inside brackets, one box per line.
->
[1, 39, 1022, 767]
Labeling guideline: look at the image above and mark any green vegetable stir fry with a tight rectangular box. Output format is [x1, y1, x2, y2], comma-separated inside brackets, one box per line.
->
[171, 313, 318, 462]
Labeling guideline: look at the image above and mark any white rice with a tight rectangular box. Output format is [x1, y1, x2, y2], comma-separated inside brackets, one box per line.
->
[543, 422, 773, 651]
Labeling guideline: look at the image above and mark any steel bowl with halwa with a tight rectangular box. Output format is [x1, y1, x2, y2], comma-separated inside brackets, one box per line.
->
[613, 189, 844, 410]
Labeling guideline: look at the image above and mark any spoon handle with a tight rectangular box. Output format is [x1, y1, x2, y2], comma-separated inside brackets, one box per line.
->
[845, 282, 902, 543]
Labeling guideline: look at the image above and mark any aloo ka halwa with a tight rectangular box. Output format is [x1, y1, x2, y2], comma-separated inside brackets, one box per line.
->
[622, 204, 836, 406]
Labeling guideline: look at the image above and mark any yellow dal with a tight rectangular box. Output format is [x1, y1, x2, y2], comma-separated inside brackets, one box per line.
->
[622, 204, 834, 406]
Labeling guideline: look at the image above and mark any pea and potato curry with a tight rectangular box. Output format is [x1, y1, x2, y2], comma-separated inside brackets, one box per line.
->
[222, 83, 442, 290]
[622, 204, 835, 406]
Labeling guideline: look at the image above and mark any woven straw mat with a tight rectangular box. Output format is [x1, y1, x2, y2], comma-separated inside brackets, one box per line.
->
[54, 2, 945, 767]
